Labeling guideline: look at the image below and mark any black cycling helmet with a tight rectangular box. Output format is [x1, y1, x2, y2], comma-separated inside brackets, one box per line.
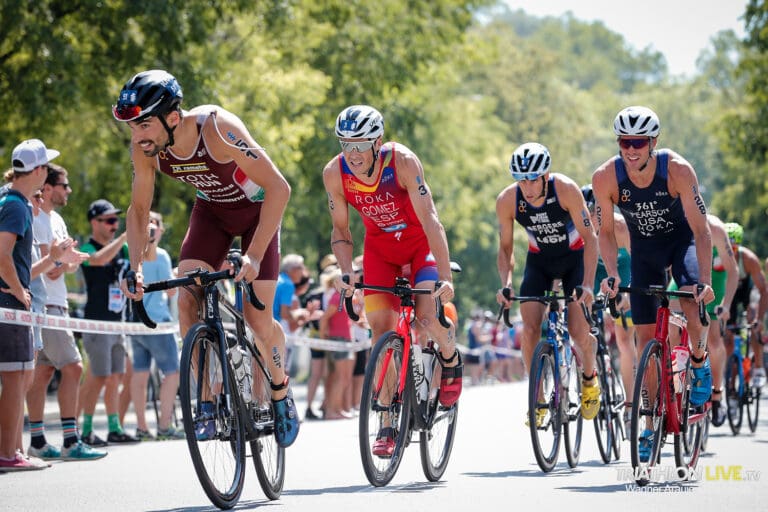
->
[581, 184, 595, 211]
[113, 70, 183, 123]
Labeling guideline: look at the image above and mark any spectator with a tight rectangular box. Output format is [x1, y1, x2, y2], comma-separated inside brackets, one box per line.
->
[349, 257, 370, 414]
[303, 254, 336, 420]
[0, 139, 53, 471]
[130, 212, 184, 441]
[26, 163, 101, 460]
[78, 199, 138, 445]
[318, 267, 355, 419]
[273, 254, 309, 333]
[465, 310, 492, 385]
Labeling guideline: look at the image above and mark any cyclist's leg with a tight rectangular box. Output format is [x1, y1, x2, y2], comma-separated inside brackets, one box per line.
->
[673, 240, 712, 405]
[614, 313, 636, 402]
[518, 259, 548, 424]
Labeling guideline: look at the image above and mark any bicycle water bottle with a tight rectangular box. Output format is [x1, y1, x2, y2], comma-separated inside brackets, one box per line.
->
[412, 343, 428, 402]
[671, 345, 689, 394]
[228, 335, 252, 404]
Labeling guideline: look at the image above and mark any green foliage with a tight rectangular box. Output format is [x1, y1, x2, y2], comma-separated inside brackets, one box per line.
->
[0, 0, 760, 314]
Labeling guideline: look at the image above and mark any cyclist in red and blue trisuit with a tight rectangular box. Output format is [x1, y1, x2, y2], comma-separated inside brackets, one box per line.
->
[113, 69, 299, 448]
[592, 106, 715, 420]
[496, 142, 600, 423]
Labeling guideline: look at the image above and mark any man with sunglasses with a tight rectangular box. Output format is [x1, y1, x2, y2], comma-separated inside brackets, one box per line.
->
[78, 199, 137, 445]
[592, 107, 715, 450]
[113, 69, 298, 448]
[495, 142, 600, 424]
[323, 105, 460, 457]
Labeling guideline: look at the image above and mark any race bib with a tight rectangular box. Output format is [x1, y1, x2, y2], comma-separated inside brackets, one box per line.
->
[108, 285, 124, 313]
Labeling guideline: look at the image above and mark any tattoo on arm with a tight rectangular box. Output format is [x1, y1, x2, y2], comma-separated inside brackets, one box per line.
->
[226, 131, 260, 160]
[271, 347, 282, 369]
[596, 206, 602, 227]
[693, 190, 707, 215]
[581, 210, 591, 228]
[327, 192, 335, 211]
[416, 176, 427, 196]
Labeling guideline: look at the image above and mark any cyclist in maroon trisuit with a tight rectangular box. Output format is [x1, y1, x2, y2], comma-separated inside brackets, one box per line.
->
[114, 69, 298, 448]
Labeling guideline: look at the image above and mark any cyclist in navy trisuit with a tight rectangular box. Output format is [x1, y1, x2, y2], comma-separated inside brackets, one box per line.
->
[496, 142, 600, 422]
[592, 106, 715, 418]
[114, 69, 299, 448]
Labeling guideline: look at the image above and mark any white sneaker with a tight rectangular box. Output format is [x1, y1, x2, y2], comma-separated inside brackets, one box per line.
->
[752, 367, 766, 389]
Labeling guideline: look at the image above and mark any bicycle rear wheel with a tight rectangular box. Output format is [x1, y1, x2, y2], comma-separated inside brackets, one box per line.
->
[563, 349, 583, 469]
[746, 357, 761, 433]
[725, 354, 744, 435]
[359, 331, 412, 486]
[250, 353, 285, 500]
[674, 365, 703, 472]
[528, 341, 560, 472]
[630, 340, 665, 487]
[180, 325, 246, 509]
[593, 353, 614, 464]
[610, 368, 626, 461]
[419, 355, 458, 482]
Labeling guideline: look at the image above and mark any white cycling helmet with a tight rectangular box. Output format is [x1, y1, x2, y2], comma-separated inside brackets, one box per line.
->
[509, 142, 551, 180]
[335, 105, 384, 139]
[613, 106, 660, 137]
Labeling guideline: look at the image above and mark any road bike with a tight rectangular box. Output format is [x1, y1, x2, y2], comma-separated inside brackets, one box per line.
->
[500, 289, 585, 473]
[724, 318, 761, 435]
[608, 282, 709, 486]
[590, 296, 626, 463]
[344, 269, 461, 487]
[129, 251, 284, 509]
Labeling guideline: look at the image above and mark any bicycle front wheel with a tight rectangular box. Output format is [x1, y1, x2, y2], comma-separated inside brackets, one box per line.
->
[630, 340, 665, 487]
[419, 355, 459, 481]
[593, 353, 614, 464]
[250, 353, 285, 500]
[180, 325, 246, 509]
[359, 331, 412, 487]
[725, 354, 744, 435]
[528, 341, 560, 472]
[562, 349, 583, 469]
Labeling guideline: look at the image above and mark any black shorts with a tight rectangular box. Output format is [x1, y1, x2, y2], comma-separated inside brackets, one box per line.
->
[630, 235, 699, 325]
[353, 348, 368, 376]
[729, 277, 753, 321]
[0, 293, 33, 366]
[520, 250, 584, 298]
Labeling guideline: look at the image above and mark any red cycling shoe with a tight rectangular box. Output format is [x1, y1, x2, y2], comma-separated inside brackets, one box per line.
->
[438, 350, 463, 407]
[372, 427, 396, 458]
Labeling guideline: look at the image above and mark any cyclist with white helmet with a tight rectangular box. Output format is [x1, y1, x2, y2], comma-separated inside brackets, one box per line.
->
[592, 106, 715, 456]
[723, 222, 768, 389]
[113, 69, 299, 448]
[496, 142, 600, 423]
[323, 105, 460, 457]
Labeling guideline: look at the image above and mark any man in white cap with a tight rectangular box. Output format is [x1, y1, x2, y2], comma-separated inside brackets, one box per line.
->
[0, 139, 55, 471]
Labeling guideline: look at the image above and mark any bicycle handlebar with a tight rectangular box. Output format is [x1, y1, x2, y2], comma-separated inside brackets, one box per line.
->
[497, 287, 590, 328]
[605, 278, 708, 326]
[128, 251, 265, 329]
[341, 276, 451, 328]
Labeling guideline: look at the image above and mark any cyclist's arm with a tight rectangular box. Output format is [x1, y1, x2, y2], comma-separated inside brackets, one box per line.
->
[397, 147, 452, 283]
[710, 216, 738, 313]
[557, 174, 598, 291]
[495, 184, 517, 289]
[205, 107, 290, 266]
[126, 148, 155, 278]
[322, 158, 355, 276]
[668, 153, 712, 285]
[591, 161, 620, 282]
[613, 213, 631, 253]
[742, 246, 768, 329]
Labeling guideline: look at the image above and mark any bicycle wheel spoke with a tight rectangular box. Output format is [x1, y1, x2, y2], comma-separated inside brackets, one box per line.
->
[630, 340, 664, 486]
[528, 342, 560, 472]
[251, 356, 285, 500]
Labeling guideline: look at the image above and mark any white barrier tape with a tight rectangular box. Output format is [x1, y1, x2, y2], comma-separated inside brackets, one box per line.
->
[286, 334, 372, 352]
[0, 307, 178, 335]
[0, 306, 376, 352]
[457, 344, 521, 358]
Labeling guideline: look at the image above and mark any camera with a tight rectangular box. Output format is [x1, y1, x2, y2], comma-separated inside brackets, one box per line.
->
[149, 227, 156, 242]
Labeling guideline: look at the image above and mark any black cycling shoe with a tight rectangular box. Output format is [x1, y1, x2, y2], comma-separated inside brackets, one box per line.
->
[107, 431, 140, 444]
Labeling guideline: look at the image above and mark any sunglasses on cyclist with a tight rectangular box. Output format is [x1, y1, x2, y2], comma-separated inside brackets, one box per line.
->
[510, 171, 544, 181]
[339, 139, 376, 153]
[97, 217, 120, 225]
[112, 96, 163, 122]
[617, 138, 651, 150]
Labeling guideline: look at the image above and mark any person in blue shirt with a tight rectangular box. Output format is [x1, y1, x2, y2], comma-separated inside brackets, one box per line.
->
[129, 212, 184, 441]
[0, 139, 53, 471]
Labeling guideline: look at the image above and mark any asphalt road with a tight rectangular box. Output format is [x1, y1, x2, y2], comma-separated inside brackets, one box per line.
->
[2, 381, 767, 511]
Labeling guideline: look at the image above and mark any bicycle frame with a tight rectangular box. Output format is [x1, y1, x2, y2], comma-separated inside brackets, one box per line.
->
[612, 285, 709, 436]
